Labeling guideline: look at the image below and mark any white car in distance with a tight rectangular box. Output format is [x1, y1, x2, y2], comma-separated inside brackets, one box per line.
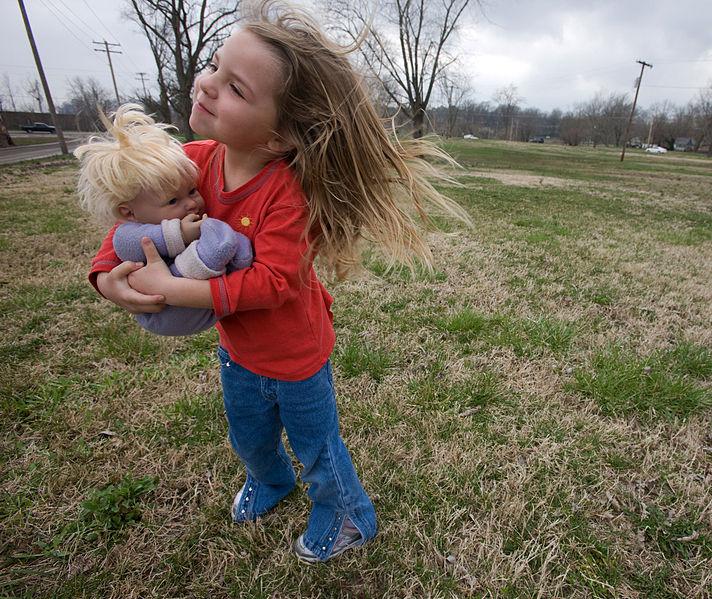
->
[645, 145, 668, 154]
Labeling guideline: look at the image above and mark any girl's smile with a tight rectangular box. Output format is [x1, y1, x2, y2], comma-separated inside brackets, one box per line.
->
[194, 100, 215, 116]
[189, 29, 287, 173]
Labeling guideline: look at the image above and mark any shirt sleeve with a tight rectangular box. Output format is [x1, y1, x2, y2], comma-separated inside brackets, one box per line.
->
[88, 224, 121, 296]
[209, 202, 311, 318]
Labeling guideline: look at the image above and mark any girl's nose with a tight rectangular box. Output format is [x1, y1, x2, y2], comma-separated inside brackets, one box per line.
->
[197, 71, 218, 98]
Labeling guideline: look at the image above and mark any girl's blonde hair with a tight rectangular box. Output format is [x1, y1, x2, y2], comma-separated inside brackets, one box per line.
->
[74, 104, 198, 224]
[243, 1, 471, 278]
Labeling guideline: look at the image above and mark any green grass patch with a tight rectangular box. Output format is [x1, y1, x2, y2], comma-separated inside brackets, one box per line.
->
[141, 393, 225, 448]
[334, 337, 394, 382]
[571, 343, 712, 419]
[409, 362, 507, 415]
[436, 307, 577, 356]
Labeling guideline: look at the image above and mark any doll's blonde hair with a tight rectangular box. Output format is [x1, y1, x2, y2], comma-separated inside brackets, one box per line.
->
[74, 103, 199, 224]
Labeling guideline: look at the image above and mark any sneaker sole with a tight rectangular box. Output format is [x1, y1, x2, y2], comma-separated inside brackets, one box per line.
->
[293, 535, 365, 564]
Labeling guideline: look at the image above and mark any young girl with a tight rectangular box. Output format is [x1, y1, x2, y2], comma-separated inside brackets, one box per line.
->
[89, 1, 467, 563]
[78, 104, 253, 336]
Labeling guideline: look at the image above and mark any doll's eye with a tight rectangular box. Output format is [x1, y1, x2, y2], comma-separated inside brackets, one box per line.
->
[189, 188, 198, 195]
[168, 198, 178, 205]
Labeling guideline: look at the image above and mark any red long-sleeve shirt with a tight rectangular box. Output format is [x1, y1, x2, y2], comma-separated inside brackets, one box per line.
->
[90, 140, 336, 381]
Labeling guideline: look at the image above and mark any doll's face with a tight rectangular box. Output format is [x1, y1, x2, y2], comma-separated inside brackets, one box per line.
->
[120, 179, 205, 224]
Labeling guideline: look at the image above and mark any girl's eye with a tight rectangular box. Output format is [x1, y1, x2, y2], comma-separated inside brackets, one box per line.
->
[207, 62, 217, 72]
[230, 84, 243, 98]
[168, 198, 178, 205]
[189, 188, 198, 195]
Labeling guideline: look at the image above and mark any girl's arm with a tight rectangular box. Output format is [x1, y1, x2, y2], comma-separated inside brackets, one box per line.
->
[127, 238, 213, 308]
[97, 265, 167, 314]
[128, 201, 310, 313]
[90, 225, 167, 313]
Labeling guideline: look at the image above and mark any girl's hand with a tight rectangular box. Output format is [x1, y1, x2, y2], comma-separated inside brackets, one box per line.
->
[96, 260, 166, 314]
[127, 238, 176, 297]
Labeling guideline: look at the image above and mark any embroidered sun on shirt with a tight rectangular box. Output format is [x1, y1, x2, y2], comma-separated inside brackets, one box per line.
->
[240, 216, 251, 228]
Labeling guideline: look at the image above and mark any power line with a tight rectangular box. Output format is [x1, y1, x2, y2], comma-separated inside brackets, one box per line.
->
[81, 0, 121, 45]
[51, 0, 101, 40]
[0, 63, 110, 73]
[79, 0, 148, 76]
[643, 84, 708, 90]
[35, 0, 95, 54]
[93, 40, 123, 105]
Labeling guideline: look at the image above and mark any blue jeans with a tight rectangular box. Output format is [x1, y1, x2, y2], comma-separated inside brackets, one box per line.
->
[218, 346, 377, 560]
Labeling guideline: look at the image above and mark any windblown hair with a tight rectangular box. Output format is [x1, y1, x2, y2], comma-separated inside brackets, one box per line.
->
[243, 1, 471, 278]
[74, 104, 198, 224]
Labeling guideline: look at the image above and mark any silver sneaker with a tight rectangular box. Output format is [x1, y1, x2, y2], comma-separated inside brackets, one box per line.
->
[293, 517, 364, 563]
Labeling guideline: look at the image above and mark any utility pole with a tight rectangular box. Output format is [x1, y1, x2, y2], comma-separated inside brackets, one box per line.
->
[93, 40, 122, 106]
[136, 72, 149, 97]
[620, 59, 653, 162]
[646, 118, 654, 147]
[17, 0, 68, 154]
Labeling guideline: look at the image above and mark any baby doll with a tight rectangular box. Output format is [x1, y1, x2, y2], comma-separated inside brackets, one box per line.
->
[75, 103, 252, 336]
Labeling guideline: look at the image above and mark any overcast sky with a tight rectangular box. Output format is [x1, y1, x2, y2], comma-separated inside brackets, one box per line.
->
[2, 0, 711, 114]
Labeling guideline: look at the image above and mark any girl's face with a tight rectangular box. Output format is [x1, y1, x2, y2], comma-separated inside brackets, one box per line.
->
[120, 179, 205, 224]
[190, 29, 285, 156]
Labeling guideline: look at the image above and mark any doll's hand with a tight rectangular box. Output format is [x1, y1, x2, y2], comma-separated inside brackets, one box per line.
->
[180, 213, 207, 244]
[97, 261, 166, 314]
[128, 238, 176, 297]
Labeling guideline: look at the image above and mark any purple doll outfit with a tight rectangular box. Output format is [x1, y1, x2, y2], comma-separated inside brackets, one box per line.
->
[113, 217, 252, 336]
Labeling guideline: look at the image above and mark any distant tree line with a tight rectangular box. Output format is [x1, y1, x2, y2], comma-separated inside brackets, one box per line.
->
[2, 0, 710, 153]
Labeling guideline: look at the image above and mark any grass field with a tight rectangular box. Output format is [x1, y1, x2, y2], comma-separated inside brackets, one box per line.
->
[8, 135, 62, 146]
[1, 141, 711, 598]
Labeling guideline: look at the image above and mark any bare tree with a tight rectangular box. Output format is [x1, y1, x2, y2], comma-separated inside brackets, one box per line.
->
[2, 74, 18, 112]
[330, 0, 480, 138]
[493, 84, 522, 140]
[25, 78, 43, 112]
[66, 76, 113, 130]
[126, 0, 238, 139]
[691, 83, 712, 154]
[560, 109, 585, 146]
[438, 69, 472, 137]
[602, 92, 630, 146]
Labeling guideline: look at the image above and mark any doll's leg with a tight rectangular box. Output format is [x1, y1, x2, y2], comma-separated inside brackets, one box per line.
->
[135, 307, 216, 336]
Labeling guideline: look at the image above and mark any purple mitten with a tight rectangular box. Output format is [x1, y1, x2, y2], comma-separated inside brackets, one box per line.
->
[228, 232, 253, 271]
[195, 218, 240, 271]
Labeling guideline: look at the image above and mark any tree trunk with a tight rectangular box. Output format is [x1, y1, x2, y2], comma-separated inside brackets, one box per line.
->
[413, 107, 425, 139]
[181, 110, 194, 141]
[0, 114, 14, 147]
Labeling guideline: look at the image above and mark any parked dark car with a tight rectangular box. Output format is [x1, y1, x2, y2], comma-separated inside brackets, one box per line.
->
[528, 136, 545, 143]
[21, 122, 56, 133]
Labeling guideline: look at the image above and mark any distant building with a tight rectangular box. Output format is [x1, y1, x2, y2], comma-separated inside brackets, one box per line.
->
[674, 137, 695, 152]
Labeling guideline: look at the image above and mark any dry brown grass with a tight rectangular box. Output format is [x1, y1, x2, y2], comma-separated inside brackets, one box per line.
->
[2, 145, 711, 598]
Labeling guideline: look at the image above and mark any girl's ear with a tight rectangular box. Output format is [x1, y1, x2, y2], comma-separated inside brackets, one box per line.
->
[266, 132, 294, 155]
[117, 204, 136, 221]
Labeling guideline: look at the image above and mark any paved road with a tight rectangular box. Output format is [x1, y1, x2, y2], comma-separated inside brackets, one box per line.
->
[0, 134, 86, 165]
